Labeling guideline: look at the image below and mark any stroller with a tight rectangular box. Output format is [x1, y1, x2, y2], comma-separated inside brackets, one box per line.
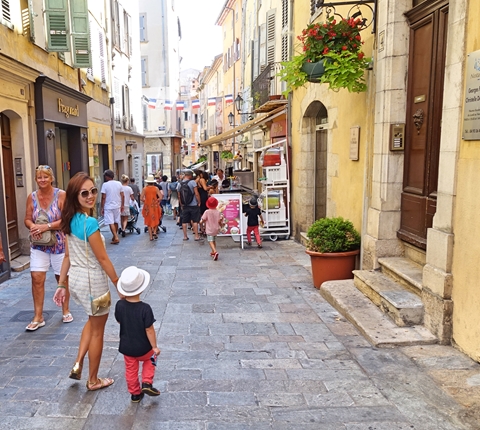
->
[144, 204, 167, 234]
[125, 202, 141, 235]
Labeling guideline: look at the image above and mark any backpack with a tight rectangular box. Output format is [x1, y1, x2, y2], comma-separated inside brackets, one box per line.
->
[179, 180, 194, 205]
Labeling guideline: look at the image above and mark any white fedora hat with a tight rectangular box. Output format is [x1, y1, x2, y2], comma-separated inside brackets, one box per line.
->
[145, 174, 156, 183]
[117, 266, 151, 297]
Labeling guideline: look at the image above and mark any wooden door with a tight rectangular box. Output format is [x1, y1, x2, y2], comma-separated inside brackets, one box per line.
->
[398, 1, 448, 249]
[0, 113, 20, 259]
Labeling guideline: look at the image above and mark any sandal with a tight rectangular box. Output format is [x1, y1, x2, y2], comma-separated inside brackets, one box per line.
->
[86, 377, 114, 391]
[62, 313, 73, 323]
[26, 321, 45, 331]
[69, 362, 83, 380]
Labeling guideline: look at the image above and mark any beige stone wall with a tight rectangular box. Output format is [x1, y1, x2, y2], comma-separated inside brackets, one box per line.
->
[144, 137, 173, 178]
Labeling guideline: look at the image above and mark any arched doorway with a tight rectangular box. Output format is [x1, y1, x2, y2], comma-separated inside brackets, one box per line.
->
[0, 113, 20, 259]
[304, 101, 328, 223]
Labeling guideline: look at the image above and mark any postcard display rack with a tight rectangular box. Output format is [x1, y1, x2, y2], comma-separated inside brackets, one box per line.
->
[258, 146, 290, 241]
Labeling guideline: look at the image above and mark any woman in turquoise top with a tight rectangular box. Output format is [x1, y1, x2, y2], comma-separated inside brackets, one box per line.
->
[53, 172, 122, 392]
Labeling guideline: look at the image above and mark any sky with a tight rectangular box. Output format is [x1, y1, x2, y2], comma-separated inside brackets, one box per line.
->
[176, 0, 226, 71]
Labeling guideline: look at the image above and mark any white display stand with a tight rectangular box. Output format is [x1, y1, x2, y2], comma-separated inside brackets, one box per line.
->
[212, 193, 245, 248]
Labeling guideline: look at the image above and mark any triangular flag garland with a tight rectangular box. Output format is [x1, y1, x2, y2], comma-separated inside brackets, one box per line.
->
[164, 100, 173, 110]
[176, 101, 185, 110]
[225, 94, 233, 104]
[208, 97, 216, 106]
[192, 99, 200, 109]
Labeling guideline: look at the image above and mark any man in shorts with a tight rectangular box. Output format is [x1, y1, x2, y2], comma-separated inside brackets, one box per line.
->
[177, 169, 202, 241]
[100, 170, 124, 244]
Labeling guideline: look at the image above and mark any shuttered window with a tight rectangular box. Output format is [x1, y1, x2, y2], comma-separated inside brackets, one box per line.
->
[99, 29, 106, 85]
[71, 0, 91, 68]
[46, 0, 69, 51]
[259, 23, 266, 72]
[266, 10, 275, 66]
[1, 0, 12, 29]
[281, 0, 289, 62]
[141, 57, 148, 87]
[139, 13, 147, 42]
[114, 78, 122, 127]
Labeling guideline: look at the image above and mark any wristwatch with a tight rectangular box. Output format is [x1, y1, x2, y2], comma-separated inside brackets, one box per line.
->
[47, 223, 52, 229]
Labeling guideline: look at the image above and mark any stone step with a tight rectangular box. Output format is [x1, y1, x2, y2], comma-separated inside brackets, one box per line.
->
[10, 255, 30, 272]
[320, 279, 437, 347]
[353, 269, 424, 326]
[378, 256, 423, 295]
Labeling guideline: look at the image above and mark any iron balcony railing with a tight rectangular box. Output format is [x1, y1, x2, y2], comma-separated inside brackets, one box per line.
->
[252, 62, 284, 108]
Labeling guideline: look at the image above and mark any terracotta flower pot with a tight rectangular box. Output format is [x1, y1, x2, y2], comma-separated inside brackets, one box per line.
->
[301, 59, 329, 83]
[306, 249, 359, 289]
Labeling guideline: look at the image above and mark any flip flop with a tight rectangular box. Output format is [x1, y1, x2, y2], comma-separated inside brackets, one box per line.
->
[26, 321, 45, 331]
[86, 377, 114, 391]
[62, 313, 73, 323]
[194, 238, 203, 241]
[183, 237, 189, 241]
[111, 239, 120, 244]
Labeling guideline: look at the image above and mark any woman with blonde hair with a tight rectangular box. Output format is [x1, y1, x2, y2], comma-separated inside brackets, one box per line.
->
[53, 172, 121, 391]
[24, 165, 72, 331]
[119, 174, 135, 237]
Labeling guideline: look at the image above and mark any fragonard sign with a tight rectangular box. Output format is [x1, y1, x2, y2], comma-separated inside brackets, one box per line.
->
[57, 98, 80, 118]
[463, 50, 480, 140]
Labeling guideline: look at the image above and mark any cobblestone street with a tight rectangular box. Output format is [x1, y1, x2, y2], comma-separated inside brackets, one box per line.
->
[0, 215, 479, 429]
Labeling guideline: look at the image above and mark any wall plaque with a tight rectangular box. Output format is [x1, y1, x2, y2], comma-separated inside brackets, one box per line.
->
[463, 50, 480, 140]
[349, 126, 360, 161]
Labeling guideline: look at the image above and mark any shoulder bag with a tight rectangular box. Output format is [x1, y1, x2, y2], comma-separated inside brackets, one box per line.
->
[29, 209, 57, 246]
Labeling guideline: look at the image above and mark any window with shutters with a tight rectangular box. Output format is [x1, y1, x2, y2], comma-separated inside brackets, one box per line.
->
[71, 0, 91, 68]
[99, 30, 106, 86]
[21, 0, 32, 39]
[139, 13, 147, 42]
[1, 0, 13, 29]
[122, 85, 131, 129]
[259, 23, 266, 72]
[141, 57, 148, 87]
[142, 102, 148, 131]
[310, 0, 322, 17]
[266, 10, 275, 66]
[46, 0, 70, 51]
[281, 0, 289, 62]
[113, 0, 121, 49]
[124, 11, 131, 56]
[114, 78, 122, 128]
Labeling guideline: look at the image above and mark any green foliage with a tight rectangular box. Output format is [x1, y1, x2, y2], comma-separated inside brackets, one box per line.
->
[278, 15, 370, 94]
[307, 217, 361, 253]
[221, 150, 234, 160]
[196, 155, 207, 163]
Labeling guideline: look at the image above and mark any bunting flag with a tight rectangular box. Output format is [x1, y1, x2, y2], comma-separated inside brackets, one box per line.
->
[164, 100, 173, 110]
[192, 99, 200, 109]
[176, 101, 185, 111]
[208, 97, 216, 106]
[225, 94, 233, 104]
[148, 98, 157, 109]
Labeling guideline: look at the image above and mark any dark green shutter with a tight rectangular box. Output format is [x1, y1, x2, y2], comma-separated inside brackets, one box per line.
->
[46, 0, 69, 51]
[71, 0, 91, 68]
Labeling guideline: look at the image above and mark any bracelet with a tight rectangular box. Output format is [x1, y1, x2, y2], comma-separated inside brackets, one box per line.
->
[57, 285, 67, 289]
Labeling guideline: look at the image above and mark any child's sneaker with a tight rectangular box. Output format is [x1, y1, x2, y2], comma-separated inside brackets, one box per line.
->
[131, 392, 144, 402]
[257, 244, 263, 248]
[213, 252, 219, 261]
[141, 382, 161, 396]
[246, 242, 252, 246]
[210, 251, 215, 256]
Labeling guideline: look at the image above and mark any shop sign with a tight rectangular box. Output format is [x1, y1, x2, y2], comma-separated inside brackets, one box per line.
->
[58, 98, 80, 118]
[463, 50, 480, 140]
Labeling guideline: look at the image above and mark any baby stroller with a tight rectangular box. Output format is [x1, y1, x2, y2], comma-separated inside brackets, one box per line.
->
[125, 202, 141, 235]
[144, 204, 167, 234]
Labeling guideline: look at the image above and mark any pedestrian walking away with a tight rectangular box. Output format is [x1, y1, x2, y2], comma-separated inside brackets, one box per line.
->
[100, 169, 124, 244]
[178, 169, 202, 241]
[141, 175, 162, 241]
[24, 165, 72, 331]
[120, 174, 135, 237]
[53, 172, 121, 392]
[200, 196, 223, 260]
[115, 266, 161, 403]
[244, 197, 264, 248]
[129, 177, 141, 208]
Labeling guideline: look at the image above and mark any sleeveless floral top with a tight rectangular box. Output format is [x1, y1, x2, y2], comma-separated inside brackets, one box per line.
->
[31, 188, 66, 254]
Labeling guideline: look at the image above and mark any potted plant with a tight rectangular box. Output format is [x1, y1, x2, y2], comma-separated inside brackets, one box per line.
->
[306, 217, 361, 288]
[278, 16, 370, 95]
[197, 155, 207, 163]
[221, 150, 234, 161]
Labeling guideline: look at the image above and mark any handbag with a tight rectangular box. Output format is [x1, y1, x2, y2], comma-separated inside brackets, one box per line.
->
[84, 216, 111, 315]
[29, 210, 57, 246]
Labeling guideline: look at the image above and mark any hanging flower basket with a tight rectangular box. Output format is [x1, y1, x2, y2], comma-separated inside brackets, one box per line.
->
[301, 59, 329, 83]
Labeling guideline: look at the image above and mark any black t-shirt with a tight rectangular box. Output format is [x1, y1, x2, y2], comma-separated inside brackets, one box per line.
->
[244, 206, 261, 226]
[115, 300, 156, 357]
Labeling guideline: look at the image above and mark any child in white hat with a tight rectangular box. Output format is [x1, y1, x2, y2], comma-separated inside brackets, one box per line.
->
[114, 266, 161, 402]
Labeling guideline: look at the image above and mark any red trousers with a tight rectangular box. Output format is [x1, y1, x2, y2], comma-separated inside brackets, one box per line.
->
[246, 225, 261, 244]
[123, 350, 155, 395]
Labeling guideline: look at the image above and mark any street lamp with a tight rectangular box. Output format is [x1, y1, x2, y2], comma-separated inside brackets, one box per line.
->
[228, 112, 235, 127]
[235, 94, 255, 118]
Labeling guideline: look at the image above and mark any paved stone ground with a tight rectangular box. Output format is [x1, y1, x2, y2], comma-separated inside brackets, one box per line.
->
[0, 214, 480, 429]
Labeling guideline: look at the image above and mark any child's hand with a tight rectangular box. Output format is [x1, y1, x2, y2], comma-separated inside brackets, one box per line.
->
[153, 347, 161, 356]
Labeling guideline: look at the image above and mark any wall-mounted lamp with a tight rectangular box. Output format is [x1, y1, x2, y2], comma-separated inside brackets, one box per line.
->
[234, 94, 255, 116]
[228, 112, 235, 127]
[81, 133, 88, 142]
[46, 129, 55, 140]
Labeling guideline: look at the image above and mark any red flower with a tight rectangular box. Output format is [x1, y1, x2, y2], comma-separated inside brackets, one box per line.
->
[342, 45, 347, 50]
[358, 52, 365, 60]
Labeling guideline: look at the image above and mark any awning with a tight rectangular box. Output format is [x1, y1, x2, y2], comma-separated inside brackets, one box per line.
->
[189, 160, 207, 170]
[254, 138, 287, 153]
[200, 106, 286, 147]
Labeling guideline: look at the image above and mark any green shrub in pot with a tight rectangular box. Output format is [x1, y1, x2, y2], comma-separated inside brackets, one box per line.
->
[307, 217, 360, 253]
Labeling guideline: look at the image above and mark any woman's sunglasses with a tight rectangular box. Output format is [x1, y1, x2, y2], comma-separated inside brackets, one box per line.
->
[79, 187, 98, 198]
[36, 165, 51, 170]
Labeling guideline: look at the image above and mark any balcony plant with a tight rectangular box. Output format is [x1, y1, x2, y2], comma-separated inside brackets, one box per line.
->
[279, 16, 370, 95]
[306, 217, 361, 288]
[220, 150, 234, 160]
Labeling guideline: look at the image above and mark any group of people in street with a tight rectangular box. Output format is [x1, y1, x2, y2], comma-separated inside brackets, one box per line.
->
[24, 166, 160, 401]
